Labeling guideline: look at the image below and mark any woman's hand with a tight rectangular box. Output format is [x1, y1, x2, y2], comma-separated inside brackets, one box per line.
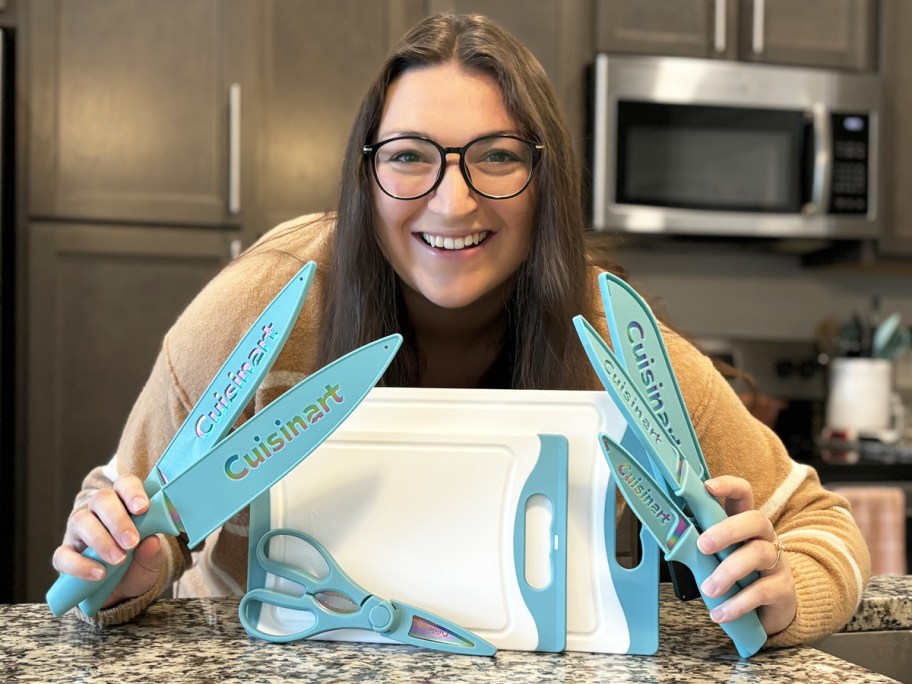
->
[696, 475, 797, 637]
[52, 474, 165, 610]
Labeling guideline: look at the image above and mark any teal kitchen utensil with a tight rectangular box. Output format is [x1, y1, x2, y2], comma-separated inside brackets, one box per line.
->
[573, 315, 759, 590]
[47, 333, 402, 617]
[240, 529, 496, 656]
[71, 261, 317, 617]
[599, 434, 767, 658]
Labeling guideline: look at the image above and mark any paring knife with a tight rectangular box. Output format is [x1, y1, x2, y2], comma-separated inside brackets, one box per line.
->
[75, 261, 318, 617]
[574, 315, 758, 591]
[599, 433, 766, 658]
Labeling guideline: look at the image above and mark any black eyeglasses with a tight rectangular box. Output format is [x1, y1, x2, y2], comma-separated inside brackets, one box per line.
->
[363, 134, 543, 200]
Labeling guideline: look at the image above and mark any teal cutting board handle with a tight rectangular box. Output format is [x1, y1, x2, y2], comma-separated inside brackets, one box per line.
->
[512, 434, 568, 653]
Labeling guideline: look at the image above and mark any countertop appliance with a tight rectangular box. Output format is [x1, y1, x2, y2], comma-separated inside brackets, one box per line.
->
[588, 55, 882, 240]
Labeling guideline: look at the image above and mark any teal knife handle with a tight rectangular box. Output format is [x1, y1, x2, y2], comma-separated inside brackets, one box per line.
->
[674, 464, 762, 588]
[667, 527, 767, 658]
[46, 491, 181, 617]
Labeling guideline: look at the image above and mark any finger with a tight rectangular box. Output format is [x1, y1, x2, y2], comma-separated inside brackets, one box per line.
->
[704, 475, 755, 516]
[88, 487, 141, 554]
[706, 564, 797, 636]
[104, 536, 165, 609]
[112, 474, 150, 516]
[697, 508, 774, 555]
[52, 542, 107, 581]
[699, 538, 770, 598]
[64, 506, 128, 567]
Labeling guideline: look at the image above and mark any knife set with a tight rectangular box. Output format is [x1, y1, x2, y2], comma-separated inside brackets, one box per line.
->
[47, 262, 766, 659]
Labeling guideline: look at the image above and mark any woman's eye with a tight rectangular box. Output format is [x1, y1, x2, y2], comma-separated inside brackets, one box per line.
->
[389, 150, 423, 164]
[484, 150, 517, 163]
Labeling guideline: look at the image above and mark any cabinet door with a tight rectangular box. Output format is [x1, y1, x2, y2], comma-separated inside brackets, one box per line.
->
[739, 0, 878, 70]
[27, 0, 255, 225]
[417, 1, 593, 172]
[595, 0, 738, 60]
[249, 1, 408, 238]
[879, 0, 912, 255]
[22, 223, 230, 601]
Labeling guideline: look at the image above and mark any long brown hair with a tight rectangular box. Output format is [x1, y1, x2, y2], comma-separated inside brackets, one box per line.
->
[319, 13, 615, 389]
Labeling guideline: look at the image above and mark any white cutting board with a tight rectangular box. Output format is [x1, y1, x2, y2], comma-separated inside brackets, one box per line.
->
[249, 430, 567, 651]
[250, 388, 659, 653]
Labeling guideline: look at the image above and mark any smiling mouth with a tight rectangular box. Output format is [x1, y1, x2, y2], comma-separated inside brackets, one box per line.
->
[420, 231, 490, 251]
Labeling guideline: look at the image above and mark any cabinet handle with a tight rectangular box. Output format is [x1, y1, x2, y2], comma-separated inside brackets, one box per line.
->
[751, 0, 765, 54]
[713, 0, 726, 53]
[228, 83, 241, 215]
[807, 103, 832, 215]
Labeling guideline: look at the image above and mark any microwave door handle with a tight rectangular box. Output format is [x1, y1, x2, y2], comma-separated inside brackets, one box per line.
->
[808, 103, 832, 214]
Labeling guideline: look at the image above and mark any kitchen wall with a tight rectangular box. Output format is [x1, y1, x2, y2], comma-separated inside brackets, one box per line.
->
[612, 243, 912, 342]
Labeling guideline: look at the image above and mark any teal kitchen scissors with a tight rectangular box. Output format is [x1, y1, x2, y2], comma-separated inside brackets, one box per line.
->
[239, 529, 496, 656]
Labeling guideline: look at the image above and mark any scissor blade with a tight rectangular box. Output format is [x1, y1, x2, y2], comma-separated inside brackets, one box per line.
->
[152, 261, 317, 489]
[598, 272, 709, 479]
[164, 334, 402, 547]
[390, 601, 496, 656]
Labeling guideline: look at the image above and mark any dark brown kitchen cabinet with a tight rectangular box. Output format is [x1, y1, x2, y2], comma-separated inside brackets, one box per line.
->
[409, 0, 594, 173]
[595, 0, 878, 71]
[879, 0, 912, 256]
[23, 223, 230, 601]
[249, 0, 410, 237]
[27, 0, 258, 226]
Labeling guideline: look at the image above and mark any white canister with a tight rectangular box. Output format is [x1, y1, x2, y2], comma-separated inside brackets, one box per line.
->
[825, 358, 905, 442]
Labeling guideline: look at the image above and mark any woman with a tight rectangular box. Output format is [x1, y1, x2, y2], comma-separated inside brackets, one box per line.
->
[53, 13, 869, 647]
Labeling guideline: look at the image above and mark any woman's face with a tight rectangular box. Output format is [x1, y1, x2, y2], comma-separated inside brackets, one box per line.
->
[370, 62, 536, 311]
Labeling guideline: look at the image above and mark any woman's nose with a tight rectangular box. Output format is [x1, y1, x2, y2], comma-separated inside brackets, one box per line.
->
[426, 159, 478, 215]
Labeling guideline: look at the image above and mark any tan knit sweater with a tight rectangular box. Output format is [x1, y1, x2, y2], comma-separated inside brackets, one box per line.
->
[72, 213, 870, 647]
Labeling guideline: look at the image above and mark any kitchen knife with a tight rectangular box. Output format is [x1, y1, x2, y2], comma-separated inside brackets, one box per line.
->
[77, 261, 317, 616]
[597, 271, 709, 478]
[599, 433, 767, 658]
[574, 315, 758, 589]
[47, 334, 402, 617]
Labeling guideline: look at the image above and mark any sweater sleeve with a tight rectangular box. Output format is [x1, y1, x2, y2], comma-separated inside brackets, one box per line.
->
[665, 327, 871, 647]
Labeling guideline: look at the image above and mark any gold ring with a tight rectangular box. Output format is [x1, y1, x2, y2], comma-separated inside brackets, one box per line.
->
[763, 538, 785, 571]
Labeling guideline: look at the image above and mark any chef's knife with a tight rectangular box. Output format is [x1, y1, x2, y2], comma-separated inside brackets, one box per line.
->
[597, 271, 709, 478]
[599, 433, 767, 658]
[77, 261, 316, 616]
[574, 315, 758, 590]
[47, 334, 402, 617]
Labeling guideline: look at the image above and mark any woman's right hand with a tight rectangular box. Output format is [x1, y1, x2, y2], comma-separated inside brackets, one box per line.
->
[52, 474, 165, 609]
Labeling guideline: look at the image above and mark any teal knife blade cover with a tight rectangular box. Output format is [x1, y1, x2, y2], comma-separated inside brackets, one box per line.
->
[77, 261, 316, 617]
[152, 261, 317, 488]
[599, 433, 767, 659]
[47, 335, 401, 617]
[598, 271, 710, 479]
[165, 334, 402, 546]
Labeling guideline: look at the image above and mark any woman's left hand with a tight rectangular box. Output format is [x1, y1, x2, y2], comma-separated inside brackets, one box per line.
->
[696, 475, 797, 637]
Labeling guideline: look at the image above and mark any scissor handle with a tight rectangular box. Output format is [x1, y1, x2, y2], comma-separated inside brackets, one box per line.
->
[240, 529, 383, 643]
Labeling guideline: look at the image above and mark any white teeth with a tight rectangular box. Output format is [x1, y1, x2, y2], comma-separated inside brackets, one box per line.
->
[421, 231, 489, 250]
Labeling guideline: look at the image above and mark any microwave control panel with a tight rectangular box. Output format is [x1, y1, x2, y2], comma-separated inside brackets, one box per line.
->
[830, 113, 870, 214]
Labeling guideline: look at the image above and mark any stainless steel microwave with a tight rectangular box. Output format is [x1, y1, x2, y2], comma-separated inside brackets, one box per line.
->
[588, 55, 883, 239]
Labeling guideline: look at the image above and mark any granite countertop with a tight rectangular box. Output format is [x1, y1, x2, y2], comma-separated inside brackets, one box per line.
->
[1, 580, 908, 683]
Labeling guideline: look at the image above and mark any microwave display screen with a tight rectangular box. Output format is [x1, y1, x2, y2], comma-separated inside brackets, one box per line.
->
[616, 101, 809, 213]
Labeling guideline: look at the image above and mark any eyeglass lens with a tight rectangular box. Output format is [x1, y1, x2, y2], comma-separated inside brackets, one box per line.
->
[372, 136, 535, 199]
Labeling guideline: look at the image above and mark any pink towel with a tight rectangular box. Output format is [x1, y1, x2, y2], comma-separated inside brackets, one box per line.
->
[828, 486, 906, 575]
